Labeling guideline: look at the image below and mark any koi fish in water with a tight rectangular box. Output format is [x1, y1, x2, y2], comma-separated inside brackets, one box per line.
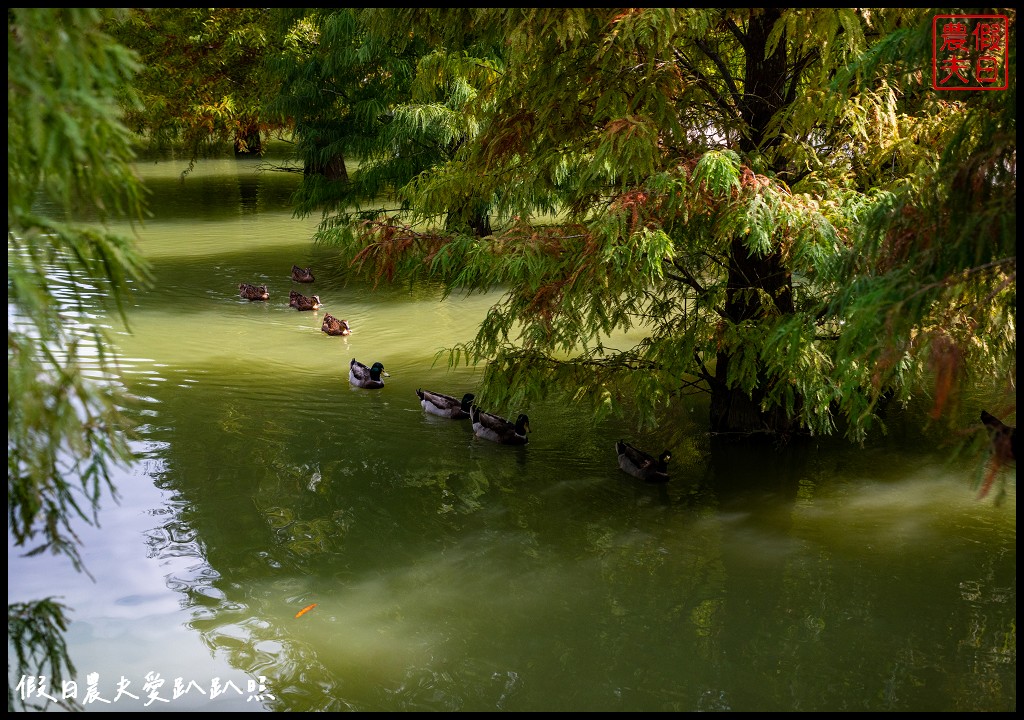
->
[294, 603, 318, 619]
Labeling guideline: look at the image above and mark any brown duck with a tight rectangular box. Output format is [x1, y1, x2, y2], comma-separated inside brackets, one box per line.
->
[321, 313, 351, 336]
[291, 265, 315, 283]
[239, 283, 269, 301]
[289, 291, 321, 311]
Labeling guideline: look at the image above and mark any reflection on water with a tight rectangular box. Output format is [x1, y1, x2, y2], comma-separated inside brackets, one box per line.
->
[8, 148, 1015, 712]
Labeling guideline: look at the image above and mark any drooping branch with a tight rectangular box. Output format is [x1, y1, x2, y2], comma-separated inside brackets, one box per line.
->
[673, 48, 742, 125]
[664, 257, 706, 293]
[691, 36, 742, 106]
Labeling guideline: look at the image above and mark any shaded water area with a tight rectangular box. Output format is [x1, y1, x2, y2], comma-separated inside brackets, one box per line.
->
[8, 147, 1015, 712]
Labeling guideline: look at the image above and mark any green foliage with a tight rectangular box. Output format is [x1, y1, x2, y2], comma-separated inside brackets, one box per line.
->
[691, 151, 741, 195]
[823, 9, 1017, 434]
[272, 8, 1013, 444]
[8, 7, 151, 710]
[8, 600, 76, 712]
[269, 9, 502, 234]
[106, 8, 288, 163]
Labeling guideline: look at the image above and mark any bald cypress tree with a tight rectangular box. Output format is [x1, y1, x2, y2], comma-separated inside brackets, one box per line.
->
[279, 8, 1015, 444]
[106, 8, 286, 161]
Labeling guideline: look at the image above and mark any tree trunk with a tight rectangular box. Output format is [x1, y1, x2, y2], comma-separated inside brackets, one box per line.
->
[710, 237, 799, 435]
[304, 153, 349, 183]
[709, 358, 801, 435]
[469, 209, 491, 237]
[708, 9, 804, 438]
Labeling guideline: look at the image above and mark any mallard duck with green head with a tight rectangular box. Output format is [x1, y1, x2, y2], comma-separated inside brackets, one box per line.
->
[350, 358, 388, 389]
[470, 405, 530, 445]
[417, 390, 475, 419]
[616, 440, 671, 483]
[291, 265, 315, 283]
[239, 282, 269, 301]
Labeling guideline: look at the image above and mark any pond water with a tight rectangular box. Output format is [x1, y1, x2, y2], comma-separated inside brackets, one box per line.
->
[8, 148, 1016, 712]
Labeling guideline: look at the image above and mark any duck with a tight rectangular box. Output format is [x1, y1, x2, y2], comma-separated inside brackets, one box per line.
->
[321, 314, 351, 336]
[470, 405, 530, 445]
[616, 440, 671, 483]
[349, 358, 388, 389]
[291, 265, 315, 283]
[981, 410, 1017, 463]
[417, 389, 475, 419]
[290, 292, 322, 311]
[239, 282, 269, 301]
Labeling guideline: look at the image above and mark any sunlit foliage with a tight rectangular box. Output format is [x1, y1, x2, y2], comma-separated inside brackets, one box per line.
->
[276, 8, 1013, 444]
[106, 8, 288, 163]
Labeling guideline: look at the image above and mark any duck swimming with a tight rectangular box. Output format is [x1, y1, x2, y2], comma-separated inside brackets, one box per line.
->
[291, 265, 315, 283]
[470, 405, 530, 445]
[239, 283, 269, 301]
[349, 358, 388, 389]
[417, 390, 475, 419]
[321, 314, 351, 336]
[616, 440, 671, 483]
[290, 292, 322, 311]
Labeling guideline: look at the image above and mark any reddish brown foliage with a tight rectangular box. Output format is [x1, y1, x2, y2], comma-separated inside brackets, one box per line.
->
[479, 110, 536, 170]
[927, 333, 963, 420]
[354, 220, 447, 285]
[876, 206, 937, 274]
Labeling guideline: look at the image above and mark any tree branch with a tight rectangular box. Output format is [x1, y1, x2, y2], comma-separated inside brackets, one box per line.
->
[691, 37, 742, 105]
[672, 49, 742, 125]
[724, 16, 749, 52]
[693, 350, 718, 388]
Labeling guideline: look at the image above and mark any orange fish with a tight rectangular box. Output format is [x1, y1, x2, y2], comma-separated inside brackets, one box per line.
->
[294, 603, 318, 619]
